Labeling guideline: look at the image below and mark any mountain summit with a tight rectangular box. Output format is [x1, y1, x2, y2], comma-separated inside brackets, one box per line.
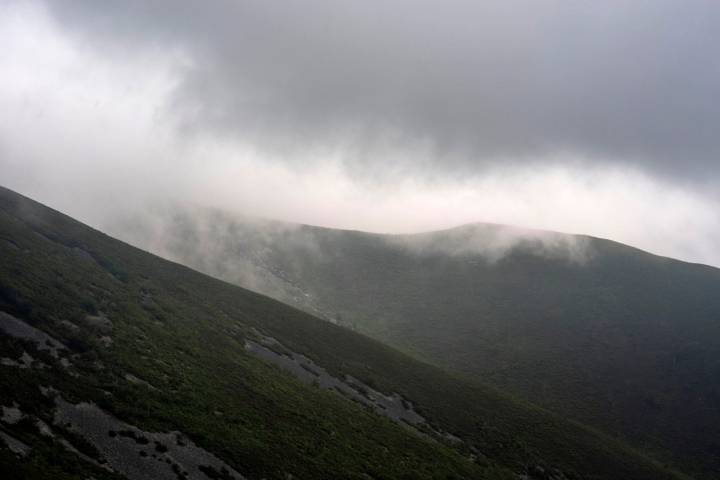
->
[113, 205, 720, 479]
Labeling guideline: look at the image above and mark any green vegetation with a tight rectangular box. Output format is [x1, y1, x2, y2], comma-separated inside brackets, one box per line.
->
[0, 186, 693, 479]
[126, 209, 720, 479]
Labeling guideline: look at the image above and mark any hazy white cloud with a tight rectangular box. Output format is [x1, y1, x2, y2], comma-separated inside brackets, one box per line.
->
[1, 1, 719, 267]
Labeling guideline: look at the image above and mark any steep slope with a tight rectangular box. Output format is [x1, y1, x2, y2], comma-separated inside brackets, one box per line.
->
[113, 207, 720, 479]
[0, 186, 690, 480]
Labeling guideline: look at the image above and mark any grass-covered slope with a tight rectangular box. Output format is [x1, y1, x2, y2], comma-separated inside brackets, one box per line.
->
[0, 187, 690, 479]
[115, 208, 720, 479]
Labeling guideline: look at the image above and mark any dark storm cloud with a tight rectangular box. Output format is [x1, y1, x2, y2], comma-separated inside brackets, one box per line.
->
[39, 0, 720, 180]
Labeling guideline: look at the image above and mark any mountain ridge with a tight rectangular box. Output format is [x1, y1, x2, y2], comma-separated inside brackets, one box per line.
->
[106, 201, 720, 479]
[0, 184, 693, 479]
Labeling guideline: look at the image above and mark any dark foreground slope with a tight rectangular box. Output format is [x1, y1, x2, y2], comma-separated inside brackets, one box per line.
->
[115, 208, 720, 479]
[0, 186, 690, 480]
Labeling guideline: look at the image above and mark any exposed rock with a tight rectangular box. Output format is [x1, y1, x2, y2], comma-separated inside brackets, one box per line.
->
[35, 418, 54, 437]
[246, 336, 424, 427]
[60, 320, 80, 331]
[0, 311, 67, 358]
[0, 431, 31, 457]
[0, 357, 23, 368]
[0, 351, 37, 369]
[1, 403, 24, 424]
[83, 313, 113, 332]
[39, 385, 58, 397]
[124, 373, 157, 391]
[54, 397, 245, 480]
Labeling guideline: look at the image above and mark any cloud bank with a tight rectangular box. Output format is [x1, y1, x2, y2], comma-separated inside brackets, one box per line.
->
[1, 1, 719, 266]
[35, 0, 720, 181]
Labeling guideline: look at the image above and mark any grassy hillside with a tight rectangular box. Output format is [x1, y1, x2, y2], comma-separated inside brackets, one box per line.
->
[114, 207, 720, 479]
[0, 186, 691, 479]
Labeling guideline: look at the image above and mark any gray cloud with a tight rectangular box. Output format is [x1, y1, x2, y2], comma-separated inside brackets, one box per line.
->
[2, 0, 720, 269]
[37, 0, 720, 182]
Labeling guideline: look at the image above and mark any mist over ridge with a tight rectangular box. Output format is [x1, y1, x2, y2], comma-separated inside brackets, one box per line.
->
[1, 0, 720, 268]
[1, 1, 720, 478]
[75, 191, 720, 478]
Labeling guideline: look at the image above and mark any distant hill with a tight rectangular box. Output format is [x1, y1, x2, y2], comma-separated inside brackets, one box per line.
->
[113, 206, 720, 479]
[0, 186, 692, 479]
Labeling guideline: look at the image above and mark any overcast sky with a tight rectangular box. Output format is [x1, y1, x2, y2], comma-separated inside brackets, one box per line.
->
[1, 0, 719, 265]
